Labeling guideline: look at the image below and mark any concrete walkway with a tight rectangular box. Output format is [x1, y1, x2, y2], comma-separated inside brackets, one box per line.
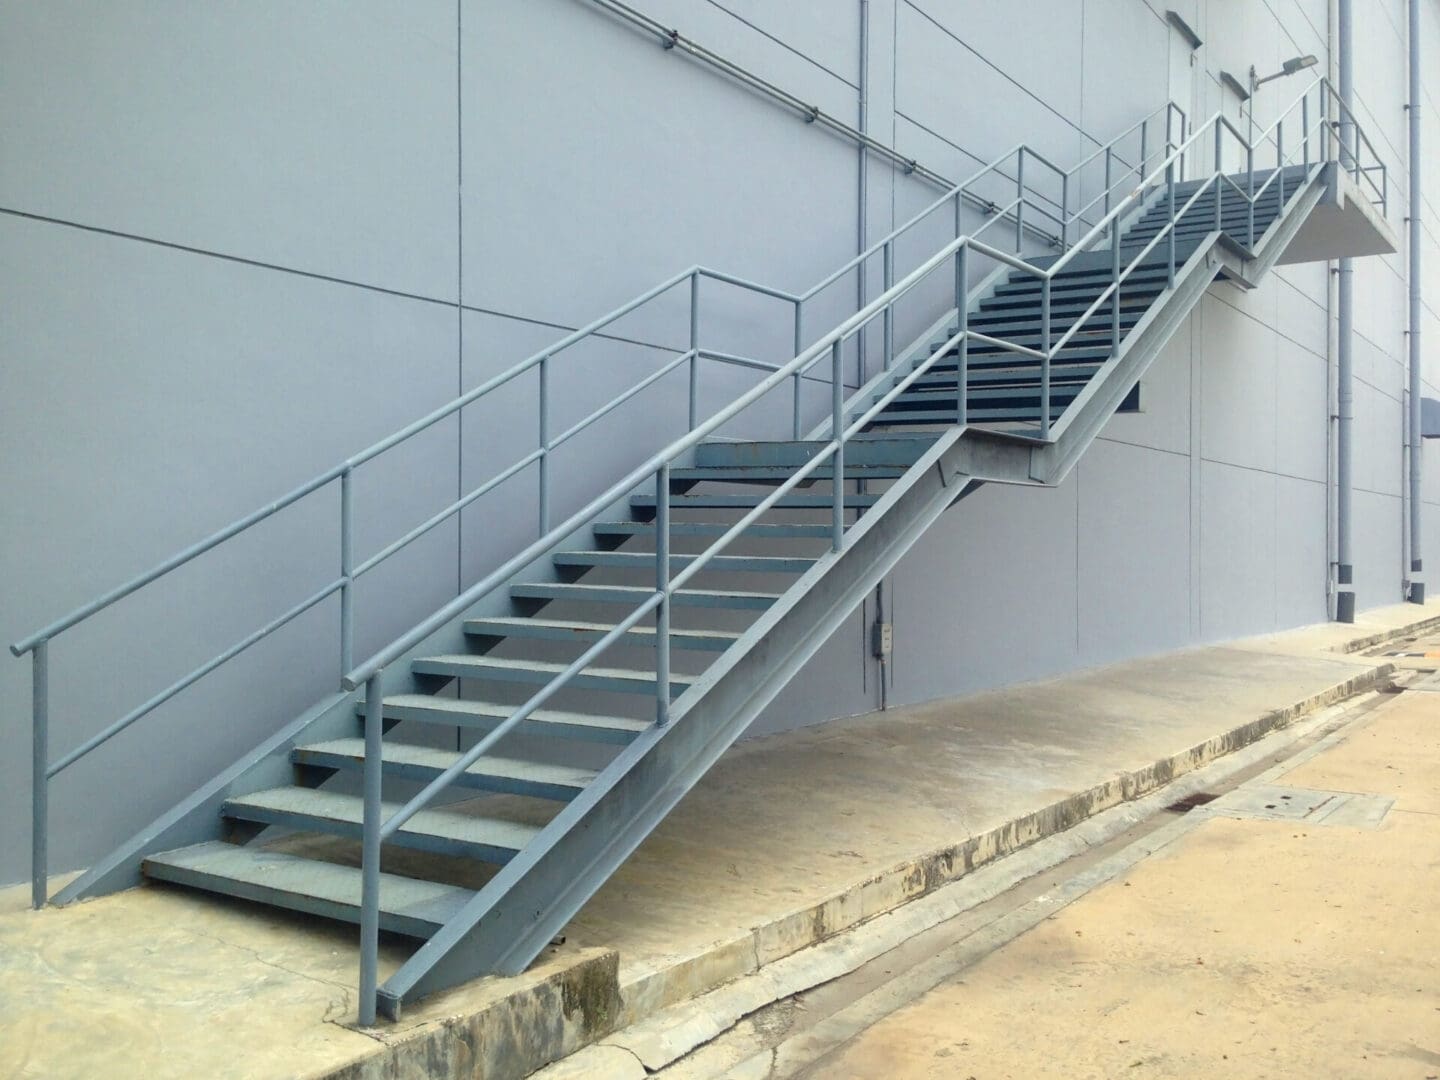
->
[1, 600, 1436, 1079]
[794, 651, 1440, 1078]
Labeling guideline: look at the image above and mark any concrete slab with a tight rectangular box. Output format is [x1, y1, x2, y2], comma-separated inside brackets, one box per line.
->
[0, 604, 1430, 1080]
[796, 682, 1440, 1080]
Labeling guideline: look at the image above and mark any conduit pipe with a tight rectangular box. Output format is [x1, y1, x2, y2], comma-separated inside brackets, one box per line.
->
[1336, 0, 1356, 622]
[1407, 0, 1425, 603]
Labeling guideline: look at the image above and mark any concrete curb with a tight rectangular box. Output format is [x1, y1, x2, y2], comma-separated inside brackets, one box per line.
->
[524, 660, 1395, 1079]
[1333, 611, 1440, 653]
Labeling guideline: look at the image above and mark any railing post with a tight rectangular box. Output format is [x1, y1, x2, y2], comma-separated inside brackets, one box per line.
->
[1167, 159, 1177, 287]
[538, 355, 550, 535]
[792, 300, 803, 439]
[1303, 93, 1311, 167]
[1214, 132, 1223, 234]
[1278, 120, 1286, 204]
[956, 244, 969, 425]
[358, 670, 384, 1027]
[1103, 147, 1112, 219]
[654, 465, 671, 725]
[1040, 275, 1052, 438]
[1060, 172, 1069, 250]
[1015, 150, 1026, 252]
[31, 641, 48, 910]
[1246, 144, 1255, 248]
[1140, 123, 1148, 183]
[1111, 229, 1122, 356]
[340, 468, 354, 680]
[831, 340, 845, 551]
[882, 241, 894, 370]
[689, 272, 700, 431]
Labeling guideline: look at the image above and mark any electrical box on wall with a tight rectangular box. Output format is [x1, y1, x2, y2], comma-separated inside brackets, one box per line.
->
[871, 621, 893, 658]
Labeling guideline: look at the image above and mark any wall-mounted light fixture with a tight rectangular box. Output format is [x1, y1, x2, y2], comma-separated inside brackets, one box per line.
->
[1249, 54, 1318, 96]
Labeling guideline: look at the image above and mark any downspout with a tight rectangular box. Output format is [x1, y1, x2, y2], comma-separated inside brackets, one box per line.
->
[856, 0, 870, 387]
[1335, 0, 1356, 622]
[1407, 0, 1425, 603]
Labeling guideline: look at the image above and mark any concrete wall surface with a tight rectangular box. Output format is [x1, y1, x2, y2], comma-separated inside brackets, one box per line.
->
[1, 0, 1437, 886]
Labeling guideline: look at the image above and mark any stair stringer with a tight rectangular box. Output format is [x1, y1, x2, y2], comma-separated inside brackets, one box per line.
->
[372, 426, 1047, 1017]
[50, 447, 709, 905]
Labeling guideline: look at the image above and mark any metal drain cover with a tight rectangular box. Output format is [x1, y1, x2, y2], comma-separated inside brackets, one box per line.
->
[1196, 784, 1394, 829]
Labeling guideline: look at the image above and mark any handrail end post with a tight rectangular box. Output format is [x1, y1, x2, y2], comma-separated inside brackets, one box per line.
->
[31, 641, 48, 910]
[358, 670, 384, 1027]
[654, 464, 671, 727]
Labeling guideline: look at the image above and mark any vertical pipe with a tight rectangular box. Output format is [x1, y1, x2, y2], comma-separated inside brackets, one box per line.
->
[882, 242, 894, 369]
[1408, 0, 1424, 601]
[358, 670, 384, 1027]
[832, 340, 845, 551]
[1040, 276, 1052, 437]
[856, 0, 870, 386]
[1337, 0, 1356, 621]
[340, 468, 354, 681]
[956, 244, 969, 424]
[31, 642, 48, 910]
[654, 465, 671, 723]
[537, 356, 550, 536]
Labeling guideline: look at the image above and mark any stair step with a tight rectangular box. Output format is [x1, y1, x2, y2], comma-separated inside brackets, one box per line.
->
[668, 464, 908, 482]
[222, 788, 540, 864]
[553, 550, 815, 573]
[143, 841, 471, 938]
[869, 407, 1067, 426]
[886, 386, 1083, 410]
[992, 267, 1171, 296]
[369, 693, 647, 743]
[511, 581, 781, 609]
[466, 616, 740, 652]
[924, 345, 1113, 371]
[594, 520, 836, 540]
[967, 311, 1143, 335]
[632, 492, 880, 511]
[905, 361, 1104, 388]
[292, 738, 596, 801]
[694, 437, 934, 469]
[412, 654, 696, 694]
[979, 291, 1159, 313]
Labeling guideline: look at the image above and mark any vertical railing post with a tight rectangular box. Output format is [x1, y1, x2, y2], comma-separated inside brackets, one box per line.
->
[688, 272, 700, 431]
[1040, 275, 1052, 438]
[340, 468, 354, 681]
[882, 242, 894, 370]
[358, 670, 384, 1027]
[1246, 143, 1256, 248]
[1060, 172, 1069, 250]
[1104, 147, 1113, 219]
[1167, 159, 1177, 287]
[1140, 123, 1149, 183]
[792, 300, 803, 439]
[831, 339, 845, 551]
[1213, 128, 1223, 234]
[654, 465, 671, 725]
[1278, 120, 1286, 205]
[31, 641, 48, 910]
[537, 355, 550, 535]
[1015, 150, 1026, 252]
[1111, 225, 1122, 356]
[1303, 93, 1311, 167]
[956, 243, 969, 425]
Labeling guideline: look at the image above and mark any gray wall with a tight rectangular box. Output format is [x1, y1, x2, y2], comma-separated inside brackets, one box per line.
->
[2, 0, 1437, 886]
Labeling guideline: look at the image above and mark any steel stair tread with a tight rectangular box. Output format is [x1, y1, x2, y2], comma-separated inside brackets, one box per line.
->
[293, 737, 597, 798]
[223, 787, 540, 862]
[510, 581, 781, 608]
[593, 520, 835, 539]
[552, 550, 815, 572]
[373, 693, 648, 741]
[630, 492, 881, 510]
[412, 653, 697, 692]
[143, 841, 471, 938]
[465, 616, 741, 651]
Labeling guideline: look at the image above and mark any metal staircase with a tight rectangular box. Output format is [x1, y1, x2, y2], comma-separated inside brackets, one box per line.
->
[11, 77, 1393, 1024]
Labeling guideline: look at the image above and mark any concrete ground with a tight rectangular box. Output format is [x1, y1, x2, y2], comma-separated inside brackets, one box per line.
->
[1, 600, 1435, 1079]
[767, 650, 1440, 1078]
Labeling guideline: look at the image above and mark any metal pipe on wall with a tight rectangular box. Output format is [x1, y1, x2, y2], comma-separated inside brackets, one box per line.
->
[1335, 0, 1356, 622]
[856, 0, 869, 388]
[1407, 0, 1425, 603]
